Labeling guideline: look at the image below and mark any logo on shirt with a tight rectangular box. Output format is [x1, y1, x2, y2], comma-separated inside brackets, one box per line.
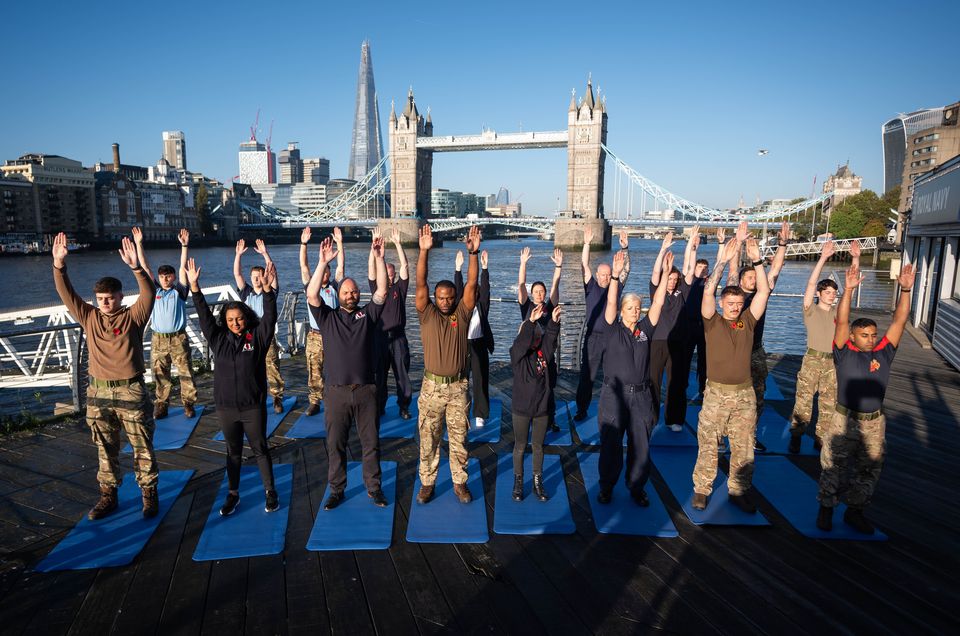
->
[449, 315, 458, 328]
[242, 343, 253, 352]
[729, 320, 745, 330]
[392, 290, 399, 300]
[633, 327, 648, 342]
[536, 349, 547, 375]
[869, 359, 881, 373]
[355, 311, 366, 320]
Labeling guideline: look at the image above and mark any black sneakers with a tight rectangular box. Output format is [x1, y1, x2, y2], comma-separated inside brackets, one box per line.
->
[265, 490, 280, 513]
[323, 490, 344, 511]
[368, 489, 388, 507]
[220, 492, 240, 516]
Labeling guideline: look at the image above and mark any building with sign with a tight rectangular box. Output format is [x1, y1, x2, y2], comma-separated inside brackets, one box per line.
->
[904, 154, 960, 369]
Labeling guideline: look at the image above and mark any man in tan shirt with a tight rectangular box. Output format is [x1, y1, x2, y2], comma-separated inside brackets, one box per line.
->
[52, 232, 159, 521]
[415, 224, 480, 505]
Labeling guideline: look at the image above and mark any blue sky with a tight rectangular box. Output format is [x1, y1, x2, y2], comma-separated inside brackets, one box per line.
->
[4, 0, 958, 214]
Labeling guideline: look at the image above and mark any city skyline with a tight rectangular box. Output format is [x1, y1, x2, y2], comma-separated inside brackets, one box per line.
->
[3, 1, 958, 214]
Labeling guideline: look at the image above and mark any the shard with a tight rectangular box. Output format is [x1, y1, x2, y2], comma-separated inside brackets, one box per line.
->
[348, 40, 385, 181]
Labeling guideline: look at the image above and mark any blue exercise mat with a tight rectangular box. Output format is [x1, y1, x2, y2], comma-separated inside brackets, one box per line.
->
[650, 422, 699, 447]
[307, 461, 397, 551]
[751, 456, 887, 541]
[406, 457, 488, 543]
[35, 470, 193, 572]
[755, 407, 818, 456]
[380, 394, 417, 439]
[764, 375, 785, 400]
[524, 401, 573, 446]
[573, 401, 692, 448]
[572, 400, 602, 445]
[193, 464, 294, 561]
[443, 399, 502, 443]
[284, 404, 327, 439]
[651, 447, 770, 526]
[576, 453, 678, 537]
[493, 453, 574, 535]
[213, 396, 297, 441]
[123, 405, 205, 452]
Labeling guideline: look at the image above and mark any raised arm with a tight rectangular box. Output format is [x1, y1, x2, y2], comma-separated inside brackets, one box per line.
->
[51, 232, 93, 323]
[885, 264, 916, 348]
[391, 228, 409, 280]
[581, 226, 594, 284]
[549, 248, 562, 306]
[683, 225, 700, 284]
[461, 226, 481, 313]
[651, 231, 673, 285]
[834, 263, 862, 347]
[415, 224, 433, 312]
[605, 250, 625, 325]
[517, 247, 531, 304]
[131, 227, 154, 283]
[253, 239, 278, 290]
[233, 239, 247, 290]
[703, 238, 740, 320]
[300, 227, 313, 285]
[306, 238, 338, 307]
[647, 252, 674, 327]
[258, 263, 278, 343]
[804, 240, 835, 309]
[371, 234, 388, 304]
[727, 221, 749, 286]
[479, 250, 491, 313]
[186, 258, 217, 341]
[333, 227, 345, 283]
[177, 228, 189, 287]
[850, 238, 861, 271]
[746, 239, 771, 321]
[767, 221, 790, 288]
[542, 304, 563, 358]
[121, 236, 157, 326]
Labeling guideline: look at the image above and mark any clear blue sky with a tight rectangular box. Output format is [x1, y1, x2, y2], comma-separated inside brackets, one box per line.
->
[4, 0, 958, 214]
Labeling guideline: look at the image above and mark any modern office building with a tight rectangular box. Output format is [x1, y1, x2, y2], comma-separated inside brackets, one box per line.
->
[495, 186, 510, 206]
[302, 157, 330, 185]
[882, 107, 945, 193]
[898, 101, 960, 213]
[0, 153, 98, 238]
[253, 183, 328, 214]
[430, 189, 464, 218]
[348, 40, 385, 181]
[162, 131, 187, 171]
[278, 142, 303, 184]
[238, 140, 275, 185]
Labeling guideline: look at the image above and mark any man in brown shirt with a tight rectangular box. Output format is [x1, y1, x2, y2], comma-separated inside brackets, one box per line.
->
[52, 231, 160, 521]
[415, 224, 480, 505]
[691, 233, 770, 514]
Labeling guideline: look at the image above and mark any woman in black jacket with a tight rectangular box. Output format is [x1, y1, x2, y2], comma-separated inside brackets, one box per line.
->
[187, 257, 279, 516]
[510, 303, 562, 501]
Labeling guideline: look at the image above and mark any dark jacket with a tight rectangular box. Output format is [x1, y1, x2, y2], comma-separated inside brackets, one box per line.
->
[194, 289, 277, 410]
[510, 317, 561, 418]
[455, 268, 495, 354]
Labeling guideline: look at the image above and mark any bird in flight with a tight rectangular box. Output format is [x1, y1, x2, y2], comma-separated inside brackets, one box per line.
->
[757, 149, 769, 156]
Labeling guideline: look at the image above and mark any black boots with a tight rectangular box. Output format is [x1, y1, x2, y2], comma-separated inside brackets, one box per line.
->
[141, 486, 159, 518]
[88, 485, 118, 520]
[843, 507, 875, 535]
[788, 430, 803, 454]
[816, 504, 833, 531]
[692, 493, 708, 510]
[512, 475, 523, 501]
[533, 473, 548, 502]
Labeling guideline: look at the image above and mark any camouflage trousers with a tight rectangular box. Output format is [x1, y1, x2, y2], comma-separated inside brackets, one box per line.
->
[817, 409, 885, 508]
[693, 381, 757, 496]
[306, 331, 324, 404]
[151, 331, 197, 406]
[790, 351, 836, 437]
[750, 347, 768, 421]
[86, 379, 158, 488]
[417, 377, 470, 486]
[266, 340, 285, 398]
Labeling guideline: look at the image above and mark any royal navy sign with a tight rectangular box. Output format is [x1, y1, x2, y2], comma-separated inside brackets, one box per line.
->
[912, 161, 960, 227]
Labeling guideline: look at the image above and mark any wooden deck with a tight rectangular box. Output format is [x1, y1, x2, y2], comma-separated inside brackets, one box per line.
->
[0, 317, 958, 635]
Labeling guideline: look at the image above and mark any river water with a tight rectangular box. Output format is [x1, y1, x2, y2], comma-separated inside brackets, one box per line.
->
[0, 238, 895, 359]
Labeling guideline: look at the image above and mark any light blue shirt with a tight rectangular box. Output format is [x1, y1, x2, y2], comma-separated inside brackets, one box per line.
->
[307, 281, 339, 329]
[240, 284, 266, 318]
[151, 284, 188, 333]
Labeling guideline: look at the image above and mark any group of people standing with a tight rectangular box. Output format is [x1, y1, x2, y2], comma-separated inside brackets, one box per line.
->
[53, 218, 911, 535]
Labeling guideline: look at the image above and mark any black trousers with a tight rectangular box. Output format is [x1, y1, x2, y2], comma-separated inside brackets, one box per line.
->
[649, 338, 691, 426]
[688, 331, 706, 395]
[513, 414, 549, 474]
[467, 338, 490, 419]
[576, 332, 606, 415]
[218, 403, 275, 492]
[325, 384, 381, 493]
[597, 382, 655, 497]
[375, 333, 413, 412]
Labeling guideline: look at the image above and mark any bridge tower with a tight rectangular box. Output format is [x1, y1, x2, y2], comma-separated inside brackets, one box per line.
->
[556, 77, 610, 248]
[383, 89, 433, 243]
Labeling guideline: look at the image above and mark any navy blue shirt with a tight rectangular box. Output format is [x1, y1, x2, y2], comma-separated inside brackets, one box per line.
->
[601, 316, 656, 386]
[309, 300, 386, 385]
[584, 278, 621, 336]
[650, 280, 689, 341]
[744, 291, 766, 350]
[510, 318, 561, 418]
[369, 277, 408, 335]
[685, 278, 707, 331]
[519, 298, 554, 330]
[834, 336, 897, 414]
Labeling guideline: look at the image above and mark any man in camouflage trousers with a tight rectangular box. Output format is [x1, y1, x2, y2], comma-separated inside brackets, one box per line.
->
[815, 260, 915, 535]
[414, 224, 481, 505]
[52, 231, 160, 520]
[692, 227, 771, 513]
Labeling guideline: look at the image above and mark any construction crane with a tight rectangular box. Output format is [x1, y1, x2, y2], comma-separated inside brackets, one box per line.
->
[249, 108, 260, 142]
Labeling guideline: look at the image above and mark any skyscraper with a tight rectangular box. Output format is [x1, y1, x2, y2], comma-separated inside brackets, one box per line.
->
[882, 108, 943, 193]
[348, 40, 384, 181]
[162, 131, 187, 171]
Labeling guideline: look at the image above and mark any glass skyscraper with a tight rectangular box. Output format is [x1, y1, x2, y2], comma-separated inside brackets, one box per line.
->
[348, 40, 385, 182]
[882, 108, 944, 193]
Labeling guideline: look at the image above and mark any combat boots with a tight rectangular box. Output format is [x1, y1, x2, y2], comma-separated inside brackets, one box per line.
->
[788, 431, 803, 454]
[88, 485, 118, 520]
[142, 486, 159, 518]
[816, 504, 833, 531]
[453, 482, 473, 504]
[691, 493, 708, 510]
[843, 507, 875, 535]
[183, 403, 196, 418]
[533, 473, 548, 502]
[153, 402, 168, 420]
[729, 492, 757, 514]
[512, 475, 523, 501]
[273, 396, 284, 414]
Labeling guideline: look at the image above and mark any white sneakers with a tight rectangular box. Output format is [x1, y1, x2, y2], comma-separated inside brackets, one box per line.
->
[475, 417, 485, 428]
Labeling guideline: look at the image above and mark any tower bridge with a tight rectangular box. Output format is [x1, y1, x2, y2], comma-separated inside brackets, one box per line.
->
[238, 77, 838, 247]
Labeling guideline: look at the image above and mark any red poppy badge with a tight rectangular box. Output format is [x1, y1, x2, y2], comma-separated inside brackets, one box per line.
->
[112, 327, 121, 336]
[869, 359, 880, 373]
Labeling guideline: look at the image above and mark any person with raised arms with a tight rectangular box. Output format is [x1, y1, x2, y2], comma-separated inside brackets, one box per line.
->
[454, 248, 494, 428]
[682, 227, 713, 399]
[369, 227, 413, 419]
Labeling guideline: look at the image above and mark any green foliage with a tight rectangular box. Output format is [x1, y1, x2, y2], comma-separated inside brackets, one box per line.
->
[823, 187, 898, 238]
[829, 206, 866, 239]
[195, 182, 214, 235]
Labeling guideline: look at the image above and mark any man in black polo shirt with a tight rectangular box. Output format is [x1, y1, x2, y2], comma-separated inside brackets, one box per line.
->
[683, 227, 714, 398]
[307, 234, 389, 510]
[370, 228, 413, 419]
[816, 261, 915, 534]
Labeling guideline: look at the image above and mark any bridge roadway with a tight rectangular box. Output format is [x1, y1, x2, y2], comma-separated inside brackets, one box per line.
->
[241, 216, 789, 231]
[415, 130, 569, 152]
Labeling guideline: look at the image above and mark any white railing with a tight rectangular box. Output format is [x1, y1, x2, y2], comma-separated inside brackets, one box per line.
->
[416, 130, 568, 151]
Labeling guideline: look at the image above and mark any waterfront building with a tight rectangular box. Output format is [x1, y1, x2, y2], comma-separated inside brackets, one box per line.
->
[430, 188, 464, 218]
[823, 164, 863, 216]
[302, 157, 330, 185]
[348, 40, 385, 181]
[903, 154, 960, 371]
[92, 143, 149, 181]
[0, 176, 37, 234]
[486, 202, 522, 218]
[252, 183, 328, 214]
[162, 131, 187, 171]
[461, 193, 483, 216]
[278, 142, 303, 185]
[495, 186, 510, 206]
[882, 107, 946, 194]
[0, 153, 97, 239]
[898, 101, 960, 213]
[238, 140, 275, 185]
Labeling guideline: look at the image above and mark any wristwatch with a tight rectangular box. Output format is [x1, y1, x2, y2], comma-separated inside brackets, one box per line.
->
[752, 259, 764, 267]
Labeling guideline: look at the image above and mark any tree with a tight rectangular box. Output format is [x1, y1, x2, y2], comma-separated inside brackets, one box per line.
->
[195, 182, 213, 235]
[829, 205, 866, 239]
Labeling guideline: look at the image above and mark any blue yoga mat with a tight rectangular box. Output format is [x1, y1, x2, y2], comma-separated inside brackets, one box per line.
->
[123, 405, 205, 452]
[650, 422, 699, 447]
[406, 457, 488, 543]
[651, 447, 770, 526]
[284, 404, 327, 439]
[572, 400, 602, 445]
[573, 401, 691, 448]
[755, 408, 818, 456]
[765, 375, 785, 400]
[380, 394, 417, 439]
[523, 401, 573, 446]
[35, 470, 193, 572]
[307, 461, 397, 551]
[576, 453, 678, 537]
[751, 456, 887, 541]
[493, 454, 574, 535]
[687, 372, 702, 400]
[193, 464, 294, 561]
[443, 399, 501, 443]
[213, 396, 297, 441]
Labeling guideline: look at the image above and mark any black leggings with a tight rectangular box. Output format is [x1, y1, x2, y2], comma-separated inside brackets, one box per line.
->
[218, 404, 275, 492]
[513, 414, 549, 474]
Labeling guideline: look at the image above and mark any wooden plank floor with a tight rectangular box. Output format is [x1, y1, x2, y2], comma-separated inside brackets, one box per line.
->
[0, 314, 958, 635]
